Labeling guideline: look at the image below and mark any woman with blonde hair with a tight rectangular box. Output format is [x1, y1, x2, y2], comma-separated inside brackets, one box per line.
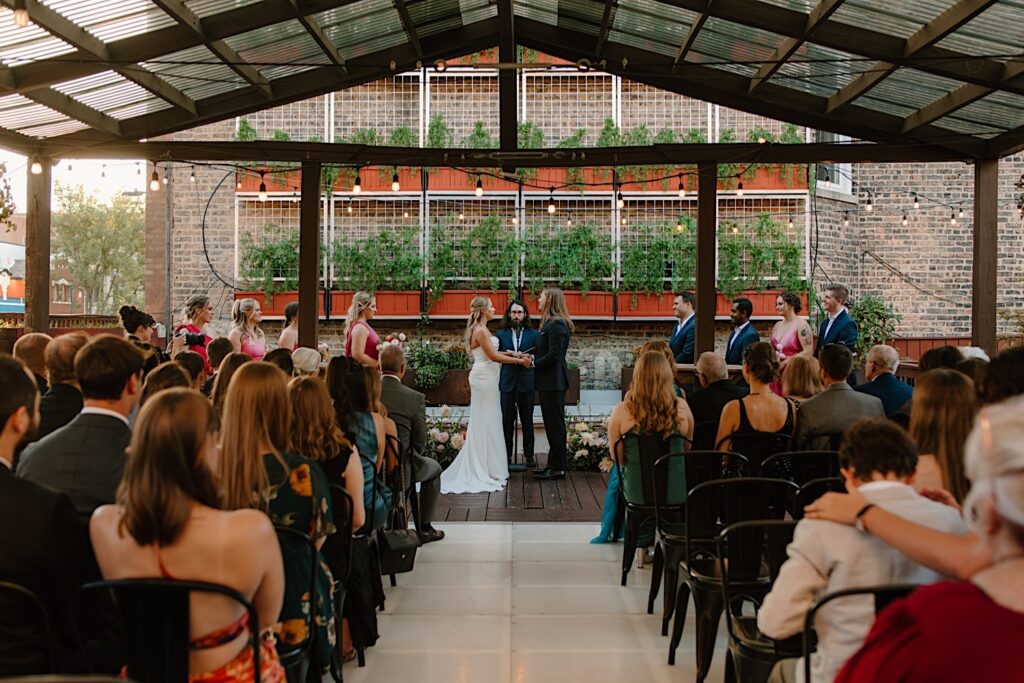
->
[440, 296, 531, 494]
[533, 288, 574, 479]
[344, 291, 380, 368]
[217, 362, 336, 676]
[175, 294, 215, 371]
[90, 389, 286, 682]
[228, 298, 266, 360]
[782, 353, 824, 405]
[909, 369, 976, 502]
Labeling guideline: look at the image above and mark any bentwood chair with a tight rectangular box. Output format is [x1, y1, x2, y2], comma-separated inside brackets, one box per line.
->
[0, 581, 55, 675]
[274, 526, 320, 683]
[759, 451, 840, 487]
[324, 485, 355, 683]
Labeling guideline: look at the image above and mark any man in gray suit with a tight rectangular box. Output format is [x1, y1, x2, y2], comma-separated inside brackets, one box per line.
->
[794, 344, 884, 451]
[379, 344, 445, 543]
[17, 336, 143, 524]
[758, 419, 966, 683]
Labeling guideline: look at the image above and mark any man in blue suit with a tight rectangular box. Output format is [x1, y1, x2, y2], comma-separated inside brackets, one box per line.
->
[496, 299, 539, 470]
[816, 284, 859, 385]
[725, 297, 759, 366]
[855, 344, 913, 418]
[669, 291, 696, 364]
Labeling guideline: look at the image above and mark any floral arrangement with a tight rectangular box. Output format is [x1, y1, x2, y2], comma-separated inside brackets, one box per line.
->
[425, 404, 467, 469]
[376, 331, 407, 353]
[567, 416, 610, 471]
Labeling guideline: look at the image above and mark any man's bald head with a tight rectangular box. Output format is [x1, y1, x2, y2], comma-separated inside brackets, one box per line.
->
[13, 333, 52, 377]
[45, 332, 89, 385]
[696, 352, 728, 384]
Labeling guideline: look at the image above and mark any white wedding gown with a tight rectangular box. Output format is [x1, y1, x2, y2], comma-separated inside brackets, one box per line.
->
[440, 336, 509, 494]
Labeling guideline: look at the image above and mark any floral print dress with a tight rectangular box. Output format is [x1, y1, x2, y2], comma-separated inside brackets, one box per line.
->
[263, 451, 336, 673]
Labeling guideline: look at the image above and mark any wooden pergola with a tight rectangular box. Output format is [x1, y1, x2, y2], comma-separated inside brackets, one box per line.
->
[1, 0, 1019, 353]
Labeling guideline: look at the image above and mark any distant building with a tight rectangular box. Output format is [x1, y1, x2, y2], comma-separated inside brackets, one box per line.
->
[0, 214, 78, 314]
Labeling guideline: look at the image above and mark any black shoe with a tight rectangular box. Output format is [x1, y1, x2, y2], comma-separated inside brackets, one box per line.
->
[525, 457, 537, 469]
[418, 527, 445, 544]
[534, 469, 566, 480]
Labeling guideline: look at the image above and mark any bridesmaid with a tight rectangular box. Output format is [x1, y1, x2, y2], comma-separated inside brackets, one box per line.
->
[344, 291, 380, 368]
[229, 298, 267, 360]
[278, 302, 299, 351]
[769, 291, 813, 396]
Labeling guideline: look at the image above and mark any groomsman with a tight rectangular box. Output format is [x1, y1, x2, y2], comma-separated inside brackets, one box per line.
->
[669, 291, 696, 364]
[816, 283, 859, 385]
[725, 297, 759, 366]
[532, 288, 573, 481]
[496, 300, 539, 471]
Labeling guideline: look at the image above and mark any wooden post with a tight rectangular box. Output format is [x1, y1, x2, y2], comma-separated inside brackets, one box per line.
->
[972, 157, 998, 355]
[695, 161, 717, 356]
[25, 157, 52, 333]
[298, 161, 321, 349]
[498, 0, 516, 174]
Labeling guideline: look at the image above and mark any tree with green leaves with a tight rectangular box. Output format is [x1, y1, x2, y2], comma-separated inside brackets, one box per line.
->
[51, 184, 145, 314]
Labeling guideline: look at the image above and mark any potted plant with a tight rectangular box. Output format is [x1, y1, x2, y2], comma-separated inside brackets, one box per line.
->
[849, 293, 902, 366]
[402, 340, 473, 405]
[524, 221, 615, 317]
[235, 226, 330, 317]
[332, 228, 423, 317]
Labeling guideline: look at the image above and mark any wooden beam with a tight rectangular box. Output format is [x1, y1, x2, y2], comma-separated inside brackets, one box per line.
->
[298, 161, 321, 349]
[972, 158, 998, 355]
[748, 0, 845, 95]
[695, 161, 716, 356]
[498, 0, 516, 161]
[903, 57, 1024, 134]
[24, 88, 123, 138]
[288, 0, 348, 73]
[595, 0, 617, 57]
[392, 0, 423, 59]
[24, 157, 51, 333]
[673, 11, 707, 67]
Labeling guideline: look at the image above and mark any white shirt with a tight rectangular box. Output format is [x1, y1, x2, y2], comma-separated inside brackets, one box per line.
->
[677, 313, 694, 334]
[728, 321, 750, 350]
[80, 406, 130, 427]
[822, 306, 847, 341]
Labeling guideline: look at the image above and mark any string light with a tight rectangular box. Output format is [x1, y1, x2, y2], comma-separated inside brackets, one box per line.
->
[676, 218, 684, 232]
[66, 162, 72, 172]
[901, 212, 908, 226]
[511, 216, 518, 225]
[353, 169, 362, 194]
[950, 209, 957, 225]
[566, 212, 573, 227]
[736, 181, 744, 197]
[189, 166, 196, 183]
[958, 206, 965, 218]
[29, 154, 42, 175]
[149, 168, 160, 191]
[403, 210, 409, 218]
[843, 211, 850, 227]
[391, 171, 400, 192]
[757, 136, 766, 144]
[458, 211, 464, 221]
[136, 162, 141, 176]
[822, 168, 831, 188]
[866, 194, 873, 211]
[162, 172, 168, 185]
[620, 215, 628, 226]
[677, 175, 685, 198]
[434, 60, 447, 72]
[547, 188, 556, 214]
[616, 191, 624, 209]
[258, 172, 267, 202]
[236, 177, 242, 190]
[788, 215, 794, 229]
[912, 192, 919, 209]
[475, 175, 483, 197]
[13, 0, 28, 27]
[346, 199, 353, 213]
[101, 164, 106, 179]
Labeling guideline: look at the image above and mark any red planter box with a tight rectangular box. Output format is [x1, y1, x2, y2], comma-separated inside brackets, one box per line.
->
[715, 290, 808, 317]
[428, 289, 511, 317]
[525, 290, 614, 318]
[234, 290, 325, 318]
[332, 290, 422, 318]
[616, 292, 673, 317]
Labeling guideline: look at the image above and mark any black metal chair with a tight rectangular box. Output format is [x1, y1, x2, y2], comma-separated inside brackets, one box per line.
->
[716, 520, 800, 683]
[324, 485, 355, 683]
[692, 421, 720, 451]
[71, 579, 261, 683]
[801, 585, 918, 683]
[718, 432, 793, 472]
[759, 451, 840, 486]
[791, 477, 846, 520]
[382, 433, 405, 588]
[646, 451, 749, 636]
[1, 677, 135, 682]
[0, 580, 55, 675]
[667, 477, 799, 680]
[274, 526, 320, 683]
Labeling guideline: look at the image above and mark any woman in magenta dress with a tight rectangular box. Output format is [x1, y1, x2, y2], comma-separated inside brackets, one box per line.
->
[769, 291, 813, 395]
[228, 298, 266, 360]
[176, 294, 216, 373]
[344, 291, 380, 368]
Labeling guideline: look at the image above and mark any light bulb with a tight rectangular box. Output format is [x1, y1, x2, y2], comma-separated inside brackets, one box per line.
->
[29, 154, 42, 175]
[823, 169, 831, 188]
[434, 60, 447, 72]
[958, 207, 964, 218]
[950, 210, 957, 225]
[391, 172, 400, 192]
[458, 211, 464, 221]
[236, 179, 242, 190]
[866, 196, 873, 211]
[162, 175, 168, 185]
[676, 220, 683, 232]
[616, 192, 624, 209]
[66, 162, 72, 172]
[620, 216, 627, 226]
[757, 136, 766, 144]
[736, 181, 744, 197]
[731, 226, 738, 234]
[901, 213, 908, 226]
[346, 202, 353, 213]
[912, 192, 919, 209]
[566, 214, 573, 227]
[13, 0, 28, 27]
[136, 162, 141, 176]
[149, 170, 160, 191]
[511, 216, 518, 225]
[475, 176, 483, 197]
[403, 210, 409, 218]
[677, 176, 685, 198]
[788, 216, 794, 229]
[548, 189, 556, 214]
[189, 166, 196, 183]
[843, 212, 850, 227]
[101, 164, 106, 179]
[258, 172, 267, 202]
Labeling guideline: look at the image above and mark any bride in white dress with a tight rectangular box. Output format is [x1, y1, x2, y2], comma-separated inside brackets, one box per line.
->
[441, 297, 532, 494]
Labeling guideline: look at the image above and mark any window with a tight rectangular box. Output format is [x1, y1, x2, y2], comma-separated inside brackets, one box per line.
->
[815, 130, 853, 195]
[51, 280, 71, 304]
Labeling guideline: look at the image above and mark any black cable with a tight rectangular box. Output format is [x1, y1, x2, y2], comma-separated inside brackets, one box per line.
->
[200, 170, 241, 290]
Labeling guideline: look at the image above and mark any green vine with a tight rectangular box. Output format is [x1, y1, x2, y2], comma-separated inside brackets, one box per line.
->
[558, 128, 588, 191]
[717, 128, 739, 189]
[240, 226, 301, 294]
[332, 227, 422, 292]
[523, 222, 614, 295]
[516, 121, 544, 180]
[462, 215, 520, 291]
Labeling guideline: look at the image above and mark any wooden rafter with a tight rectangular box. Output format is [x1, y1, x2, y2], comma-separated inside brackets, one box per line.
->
[673, 10, 708, 68]
[748, 0, 846, 94]
[498, 0, 517, 158]
[903, 57, 1024, 134]
[287, 0, 348, 73]
[595, 0, 617, 57]
[392, 0, 423, 59]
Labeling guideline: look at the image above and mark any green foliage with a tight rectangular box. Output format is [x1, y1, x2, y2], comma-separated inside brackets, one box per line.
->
[652, 128, 678, 189]
[427, 222, 458, 303]
[461, 215, 520, 291]
[0, 162, 15, 232]
[714, 213, 806, 298]
[406, 340, 470, 389]
[558, 128, 588, 190]
[426, 114, 453, 148]
[717, 128, 739, 189]
[619, 219, 696, 300]
[52, 184, 145, 313]
[622, 124, 652, 182]
[240, 226, 300, 294]
[850, 294, 902, 365]
[716, 222, 748, 299]
[524, 222, 614, 295]
[462, 120, 496, 149]
[516, 121, 545, 180]
[387, 126, 416, 147]
[593, 118, 621, 182]
[236, 118, 258, 142]
[333, 227, 422, 292]
[516, 46, 539, 63]
[271, 129, 291, 142]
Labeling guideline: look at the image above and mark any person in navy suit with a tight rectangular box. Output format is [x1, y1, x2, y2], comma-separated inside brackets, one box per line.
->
[855, 344, 913, 418]
[669, 291, 696, 364]
[725, 297, 760, 366]
[496, 299, 540, 470]
[816, 284, 859, 385]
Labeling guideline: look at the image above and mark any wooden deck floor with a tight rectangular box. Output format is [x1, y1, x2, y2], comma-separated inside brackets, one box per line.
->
[436, 470, 609, 522]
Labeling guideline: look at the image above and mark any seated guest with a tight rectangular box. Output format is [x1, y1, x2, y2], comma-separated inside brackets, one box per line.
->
[716, 342, 795, 453]
[638, 339, 684, 397]
[174, 350, 207, 392]
[782, 354, 824, 406]
[854, 344, 913, 418]
[139, 362, 190, 408]
[263, 347, 294, 377]
[955, 357, 989, 403]
[758, 418, 967, 683]
[981, 346, 1024, 405]
[218, 362, 335, 676]
[279, 302, 299, 352]
[0, 354, 88, 675]
[908, 369, 975, 503]
[18, 336, 143, 524]
[90, 388, 286, 682]
[365, 364, 399, 472]
[13, 332, 51, 394]
[689, 352, 747, 450]
[119, 304, 158, 344]
[202, 337, 234, 396]
[209, 353, 251, 431]
[795, 344, 884, 451]
[292, 347, 321, 377]
[835, 404, 1024, 682]
[918, 344, 962, 371]
[36, 332, 88, 439]
[379, 345, 444, 543]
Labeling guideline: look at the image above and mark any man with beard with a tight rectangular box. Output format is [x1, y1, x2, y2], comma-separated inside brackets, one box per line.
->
[496, 299, 540, 471]
[0, 354, 88, 674]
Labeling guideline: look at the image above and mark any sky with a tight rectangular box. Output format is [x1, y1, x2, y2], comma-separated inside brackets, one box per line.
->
[0, 149, 145, 211]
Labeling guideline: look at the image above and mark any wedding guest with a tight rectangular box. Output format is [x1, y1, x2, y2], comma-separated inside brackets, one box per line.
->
[854, 344, 912, 417]
[210, 353, 251, 430]
[918, 344, 962, 371]
[119, 305, 157, 344]
[139, 362, 190, 408]
[688, 352, 747, 450]
[365, 366, 398, 472]
[955, 357, 989, 403]
[202, 337, 234, 396]
[816, 284, 858, 385]
[174, 350, 207, 391]
[229, 298, 266, 361]
[726, 297, 760, 366]
[795, 345, 883, 451]
[344, 291, 380, 368]
[36, 332, 88, 439]
[263, 347, 294, 376]
[759, 419, 966, 683]
[833, 403, 1024, 682]
[770, 291, 813, 395]
[13, 332, 51, 394]
[0, 354, 88, 675]
[218, 362, 335, 676]
[89, 388, 286, 682]
[175, 294, 214, 372]
[496, 299, 539, 469]
[983, 346, 1024, 404]
[639, 339, 684, 397]
[782, 354, 824, 406]
[668, 291, 696, 364]
[18, 336, 143, 523]
[908, 369, 975, 503]
[292, 347, 321, 376]
[279, 301, 299, 351]
[716, 342, 795, 452]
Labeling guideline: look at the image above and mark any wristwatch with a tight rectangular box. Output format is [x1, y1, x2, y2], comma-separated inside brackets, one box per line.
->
[854, 503, 877, 532]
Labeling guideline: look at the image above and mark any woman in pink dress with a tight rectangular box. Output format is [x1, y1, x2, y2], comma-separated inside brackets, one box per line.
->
[278, 301, 299, 351]
[769, 291, 813, 395]
[344, 291, 380, 368]
[228, 298, 266, 360]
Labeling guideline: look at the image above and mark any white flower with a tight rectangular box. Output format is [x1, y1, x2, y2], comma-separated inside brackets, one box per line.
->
[435, 445, 444, 452]
[451, 434, 465, 449]
[436, 431, 450, 444]
[575, 449, 589, 459]
[428, 427, 441, 441]
[440, 404, 452, 419]
[573, 422, 588, 432]
[398, 333, 407, 342]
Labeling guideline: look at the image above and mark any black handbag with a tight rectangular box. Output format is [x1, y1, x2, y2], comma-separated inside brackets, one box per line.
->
[376, 453, 420, 575]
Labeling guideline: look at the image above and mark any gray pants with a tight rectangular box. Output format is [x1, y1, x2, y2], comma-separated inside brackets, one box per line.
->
[411, 454, 442, 531]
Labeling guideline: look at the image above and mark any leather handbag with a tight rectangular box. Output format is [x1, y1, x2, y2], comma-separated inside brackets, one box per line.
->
[375, 453, 420, 575]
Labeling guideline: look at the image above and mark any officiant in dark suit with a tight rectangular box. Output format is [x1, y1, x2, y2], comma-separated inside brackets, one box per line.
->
[816, 284, 859, 385]
[532, 289, 573, 481]
[496, 300, 539, 471]
[669, 291, 696, 363]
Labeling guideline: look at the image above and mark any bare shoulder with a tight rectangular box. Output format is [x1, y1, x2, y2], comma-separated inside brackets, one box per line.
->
[224, 508, 274, 536]
[89, 504, 121, 539]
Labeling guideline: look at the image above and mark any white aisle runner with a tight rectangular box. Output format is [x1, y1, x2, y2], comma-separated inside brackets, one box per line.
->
[338, 522, 726, 683]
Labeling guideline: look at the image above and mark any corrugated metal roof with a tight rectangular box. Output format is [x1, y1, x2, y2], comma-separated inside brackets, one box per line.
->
[0, 9, 75, 67]
[43, 0, 179, 43]
[830, 0, 959, 39]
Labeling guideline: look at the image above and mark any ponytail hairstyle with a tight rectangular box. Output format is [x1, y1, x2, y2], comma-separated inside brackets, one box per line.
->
[183, 294, 210, 324]
[540, 288, 575, 332]
[464, 296, 491, 350]
[343, 291, 375, 340]
[231, 298, 264, 344]
[120, 305, 155, 336]
[779, 291, 803, 314]
[283, 301, 299, 327]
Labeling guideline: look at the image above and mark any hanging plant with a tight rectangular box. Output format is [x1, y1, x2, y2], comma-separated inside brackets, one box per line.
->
[240, 225, 300, 294]
[524, 222, 614, 295]
[622, 124, 653, 183]
[516, 121, 544, 181]
[426, 216, 458, 303]
[717, 128, 739, 189]
[593, 118, 621, 182]
[558, 128, 588, 191]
